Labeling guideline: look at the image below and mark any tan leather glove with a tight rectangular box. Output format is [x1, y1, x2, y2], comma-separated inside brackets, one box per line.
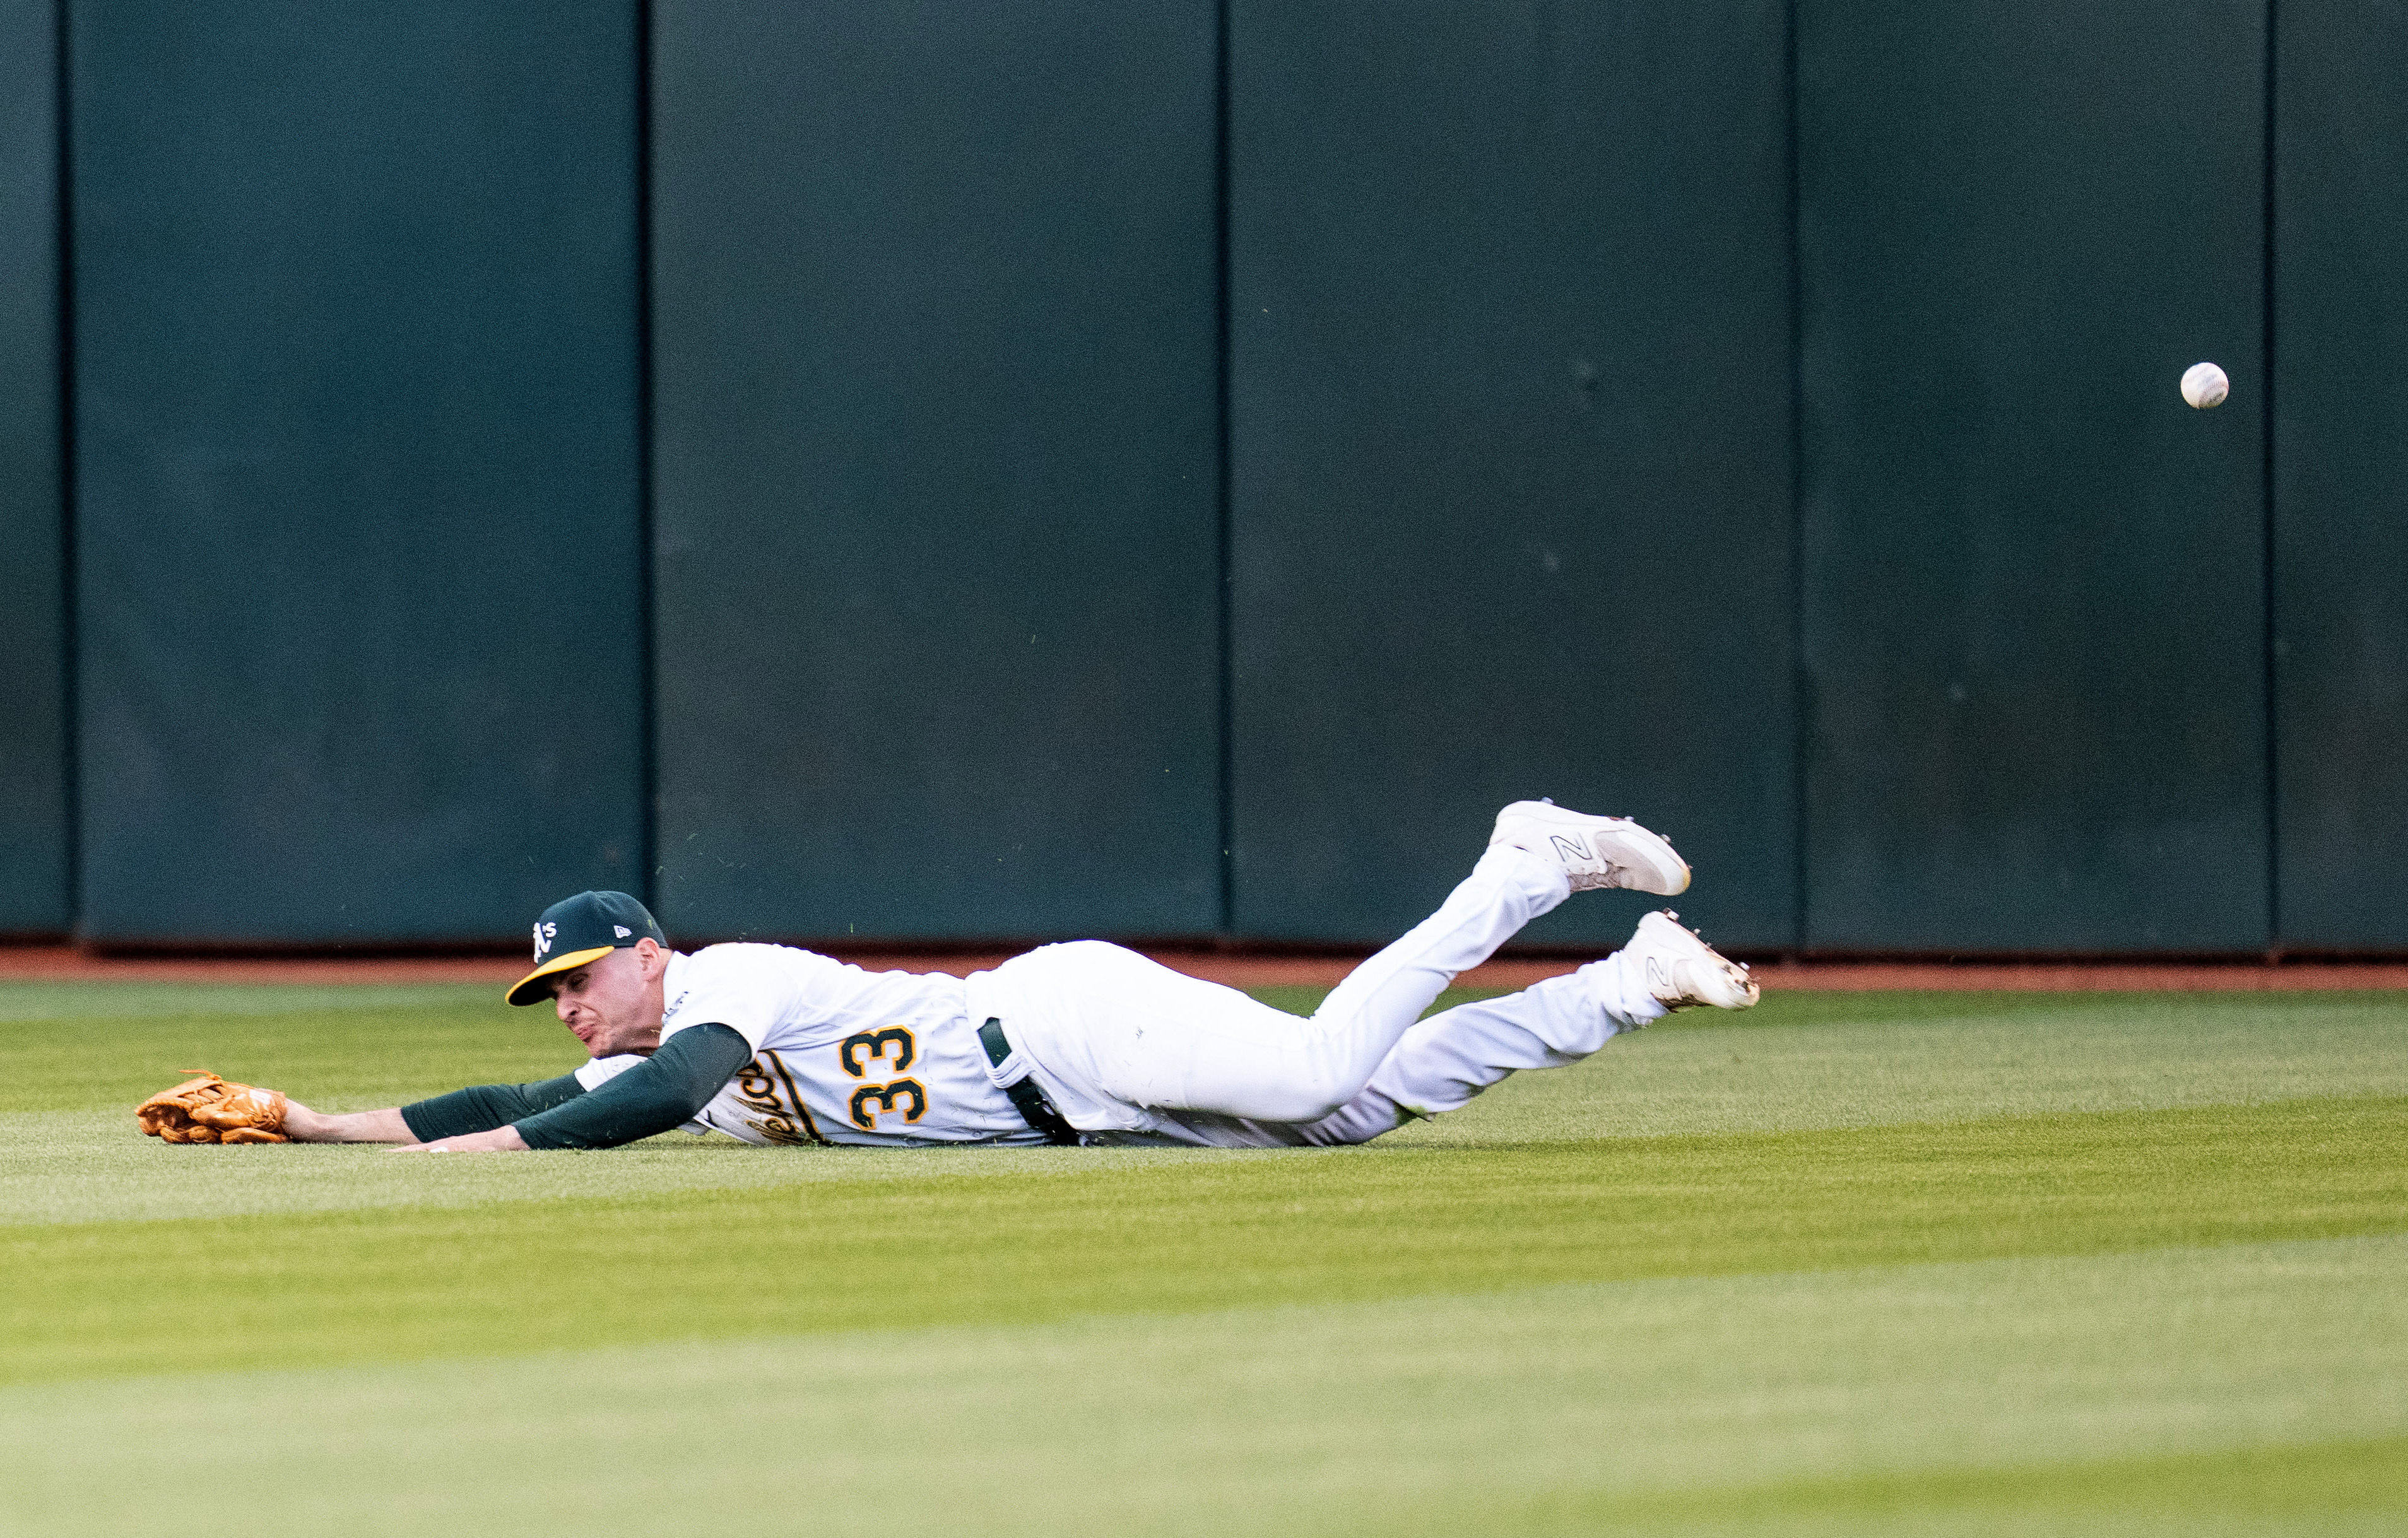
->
[136, 1071, 290, 1144]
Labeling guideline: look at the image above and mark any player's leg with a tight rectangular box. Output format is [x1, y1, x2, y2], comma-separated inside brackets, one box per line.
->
[1293, 908, 1759, 1146]
[996, 803, 1689, 1128]
[1219, 802, 1691, 1120]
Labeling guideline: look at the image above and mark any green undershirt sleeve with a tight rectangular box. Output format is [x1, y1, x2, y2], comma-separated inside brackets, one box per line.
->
[511, 1024, 753, 1151]
[400, 1071, 588, 1144]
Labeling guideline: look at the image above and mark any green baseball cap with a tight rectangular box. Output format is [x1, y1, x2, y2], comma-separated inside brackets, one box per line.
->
[508, 890, 669, 1006]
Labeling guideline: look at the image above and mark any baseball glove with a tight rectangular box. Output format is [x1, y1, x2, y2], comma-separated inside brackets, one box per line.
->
[136, 1071, 290, 1144]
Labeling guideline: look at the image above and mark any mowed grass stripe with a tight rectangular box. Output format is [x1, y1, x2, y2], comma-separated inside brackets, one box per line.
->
[0, 994, 579, 1115]
[6, 1236, 2402, 1537]
[11, 987, 2405, 1127]
[11, 987, 2407, 1231]
[6, 1095, 2401, 1385]
[0, 1109, 1232, 1227]
[1530, 1436, 2408, 1537]
[1391, 987, 2408, 1144]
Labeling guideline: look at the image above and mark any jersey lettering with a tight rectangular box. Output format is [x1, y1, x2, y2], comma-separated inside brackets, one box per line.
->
[730, 1051, 829, 1146]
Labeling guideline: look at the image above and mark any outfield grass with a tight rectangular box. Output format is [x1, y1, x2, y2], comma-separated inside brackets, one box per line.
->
[2, 982, 2404, 1535]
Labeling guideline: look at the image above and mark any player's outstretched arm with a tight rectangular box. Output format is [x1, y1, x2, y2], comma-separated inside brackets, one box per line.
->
[399, 1024, 752, 1154]
[137, 1069, 596, 1147]
[281, 1069, 598, 1146]
[282, 1103, 417, 1143]
[138, 1072, 413, 1145]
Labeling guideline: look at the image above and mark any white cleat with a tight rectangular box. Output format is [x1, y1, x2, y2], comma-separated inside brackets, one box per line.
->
[1489, 799, 1691, 895]
[1626, 909, 1759, 1011]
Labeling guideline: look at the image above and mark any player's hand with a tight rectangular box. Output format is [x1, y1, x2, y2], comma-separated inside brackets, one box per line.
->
[391, 1125, 531, 1154]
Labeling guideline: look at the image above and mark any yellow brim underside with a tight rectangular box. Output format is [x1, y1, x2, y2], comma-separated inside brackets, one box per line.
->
[506, 946, 617, 1006]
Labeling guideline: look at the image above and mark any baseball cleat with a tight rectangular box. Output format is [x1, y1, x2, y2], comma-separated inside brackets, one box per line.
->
[1488, 799, 1691, 895]
[1626, 909, 1759, 1011]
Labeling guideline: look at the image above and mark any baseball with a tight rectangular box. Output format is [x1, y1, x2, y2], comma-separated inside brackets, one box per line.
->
[2181, 361, 2229, 409]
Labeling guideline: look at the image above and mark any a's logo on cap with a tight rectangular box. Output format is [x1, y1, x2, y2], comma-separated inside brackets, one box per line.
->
[533, 920, 557, 961]
[614, 925, 632, 939]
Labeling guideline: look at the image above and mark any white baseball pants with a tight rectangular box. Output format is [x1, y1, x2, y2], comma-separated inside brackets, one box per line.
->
[965, 847, 1667, 1148]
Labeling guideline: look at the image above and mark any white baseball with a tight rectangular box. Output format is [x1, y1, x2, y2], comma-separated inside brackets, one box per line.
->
[2181, 361, 2229, 409]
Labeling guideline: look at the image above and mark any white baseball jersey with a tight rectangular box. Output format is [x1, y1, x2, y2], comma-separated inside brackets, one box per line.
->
[576, 944, 1042, 1147]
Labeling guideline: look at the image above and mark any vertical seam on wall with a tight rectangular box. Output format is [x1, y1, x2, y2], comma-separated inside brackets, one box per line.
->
[2261, 0, 2279, 956]
[635, 0, 658, 908]
[1213, 0, 1234, 937]
[55, 0, 78, 939]
[1785, 0, 1808, 955]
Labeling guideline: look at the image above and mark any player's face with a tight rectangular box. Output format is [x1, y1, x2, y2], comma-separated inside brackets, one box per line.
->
[548, 941, 667, 1057]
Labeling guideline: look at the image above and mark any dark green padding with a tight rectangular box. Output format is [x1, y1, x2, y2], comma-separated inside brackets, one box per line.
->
[650, 0, 1222, 942]
[1798, 0, 2267, 951]
[1226, 0, 1797, 948]
[512, 1025, 752, 1151]
[400, 1024, 753, 1150]
[69, 0, 643, 942]
[0, 0, 67, 934]
[400, 1072, 589, 1146]
[2272, 1, 2408, 949]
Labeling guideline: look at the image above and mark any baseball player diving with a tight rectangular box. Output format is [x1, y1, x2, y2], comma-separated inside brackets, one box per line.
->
[134, 802, 1759, 1152]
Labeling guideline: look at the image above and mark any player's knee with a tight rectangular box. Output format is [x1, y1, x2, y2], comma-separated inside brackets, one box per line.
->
[1251, 1067, 1362, 1126]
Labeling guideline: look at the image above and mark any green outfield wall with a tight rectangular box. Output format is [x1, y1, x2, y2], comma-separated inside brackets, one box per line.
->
[651, 0, 1224, 942]
[1226, 0, 1795, 950]
[0, 0, 68, 933]
[67, 0, 645, 943]
[2272, 0, 2408, 951]
[1798, 0, 2269, 952]
[0, 0, 2401, 954]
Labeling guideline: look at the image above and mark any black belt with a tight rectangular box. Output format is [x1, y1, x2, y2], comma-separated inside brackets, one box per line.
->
[978, 1018, 1080, 1146]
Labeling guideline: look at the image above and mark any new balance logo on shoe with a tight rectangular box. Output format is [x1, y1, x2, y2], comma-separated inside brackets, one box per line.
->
[1627, 909, 1761, 1011]
[1489, 800, 1691, 896]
